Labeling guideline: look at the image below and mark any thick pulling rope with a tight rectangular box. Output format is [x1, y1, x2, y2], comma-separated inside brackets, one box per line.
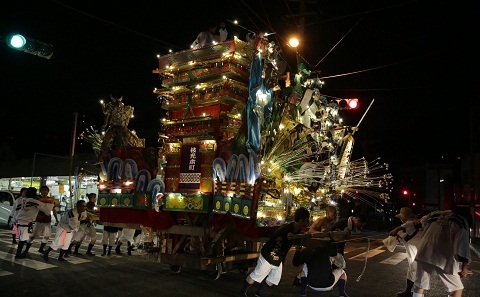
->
[294, 231, 392, 282]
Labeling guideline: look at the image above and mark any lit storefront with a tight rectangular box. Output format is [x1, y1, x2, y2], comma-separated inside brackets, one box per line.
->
[0, 152, 99, 204]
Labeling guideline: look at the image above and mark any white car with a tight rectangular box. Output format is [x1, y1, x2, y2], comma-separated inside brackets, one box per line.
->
[0, 190, 15, 225]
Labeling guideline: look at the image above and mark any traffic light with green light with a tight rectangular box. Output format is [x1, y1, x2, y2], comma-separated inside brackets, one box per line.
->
[6, 33, 53, 59]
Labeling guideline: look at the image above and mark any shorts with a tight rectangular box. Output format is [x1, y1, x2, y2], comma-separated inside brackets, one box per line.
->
[415, 261, 464, 292]
[72, 225, 87, 242]
[30, 222, 51, 241]
[249, 254, 283, 285]
[49, 227, 73, 250]
[17, 224, 32, 241]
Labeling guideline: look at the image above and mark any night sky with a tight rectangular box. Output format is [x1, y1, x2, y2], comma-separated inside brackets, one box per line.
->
[0, 0, 478, 181]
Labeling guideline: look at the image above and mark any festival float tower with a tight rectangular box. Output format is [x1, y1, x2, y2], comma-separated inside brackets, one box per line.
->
[154, 34, 392, 226]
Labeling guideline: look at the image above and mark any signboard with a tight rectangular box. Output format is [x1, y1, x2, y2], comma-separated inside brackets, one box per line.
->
[179, 144, 202, 190]
[164, 193, 210, 213]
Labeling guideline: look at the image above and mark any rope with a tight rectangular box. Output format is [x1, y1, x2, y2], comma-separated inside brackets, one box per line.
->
[356, 237, 371, 282]
[327, 232, 391, 283]
[331, 232, 390, 244]
[295, 231, 392, 282]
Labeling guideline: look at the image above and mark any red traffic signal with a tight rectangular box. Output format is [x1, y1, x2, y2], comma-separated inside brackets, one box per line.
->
[336, 98, 359, 109]
[402, 190, 408, 195]
[347, 99, 358, 109]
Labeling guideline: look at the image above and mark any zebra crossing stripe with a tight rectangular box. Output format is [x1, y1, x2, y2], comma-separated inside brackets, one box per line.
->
[343, 246, 357, 254]
[61, 256, 92, 264]
[0, 269, 14, 276]
[0, 239, 16, 245]
[380, 252, 408, 265]
[349, 247, 385, 261]
[0, 250, 56, 270]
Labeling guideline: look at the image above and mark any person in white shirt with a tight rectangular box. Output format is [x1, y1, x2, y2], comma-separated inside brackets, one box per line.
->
[406, 209, 471, 297]
[9, 187, 27, 244]
[59, 197, 67, 215]
[43, 200, 88, 262]
[11, 187, 55, 259]
[389, 207, 423, 297]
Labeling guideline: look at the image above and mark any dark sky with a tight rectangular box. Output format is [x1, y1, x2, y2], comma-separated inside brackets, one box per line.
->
[0, 0, 479, 179]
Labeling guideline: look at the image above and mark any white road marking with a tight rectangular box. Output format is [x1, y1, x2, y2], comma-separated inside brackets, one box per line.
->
[0, 250, 57, 270]
[380, 252, 408, 265]
[0, 269, 14, 276]
[349, 247, 385, 261]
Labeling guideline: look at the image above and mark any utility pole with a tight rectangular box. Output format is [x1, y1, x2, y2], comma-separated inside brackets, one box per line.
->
[30, 152, 37, 186]
[469, 96, 477, 238]
[299, 0, 306, 56]
[69, 112, 78, 207]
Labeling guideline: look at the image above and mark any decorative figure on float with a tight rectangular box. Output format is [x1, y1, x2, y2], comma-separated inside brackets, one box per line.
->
[100, 95, 145, 153]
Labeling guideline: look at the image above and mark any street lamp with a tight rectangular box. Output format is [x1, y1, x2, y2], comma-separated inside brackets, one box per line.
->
[288, 37, 301, 85]
[288, 38, 299, 48]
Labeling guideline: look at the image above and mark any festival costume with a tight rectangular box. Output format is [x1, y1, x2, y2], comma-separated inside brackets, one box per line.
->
[240, 222, 301, 297]
[407, 211, 471, 293]
[329, 216, 357, 255]
[294, 214, 336, 285]
[11, 197, 54, 258]
[9, 197, 20, 243]
[395, 218, 422, 296]
[43, 208, 87, 262]
[28, 196, 56, 252]
[70, 201, 98, 255]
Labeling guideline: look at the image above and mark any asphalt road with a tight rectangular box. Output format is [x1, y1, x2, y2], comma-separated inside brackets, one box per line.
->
[0, 224, 479, 297]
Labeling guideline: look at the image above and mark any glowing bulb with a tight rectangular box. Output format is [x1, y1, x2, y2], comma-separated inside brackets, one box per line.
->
[289, 38, 299, 48]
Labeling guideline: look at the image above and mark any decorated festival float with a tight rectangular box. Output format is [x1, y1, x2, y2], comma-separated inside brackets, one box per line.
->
[80, 32, 392, 278]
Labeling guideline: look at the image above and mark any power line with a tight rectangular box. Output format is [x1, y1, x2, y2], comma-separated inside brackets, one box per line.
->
[305, 0, 422, 27]
[314, 12, 367, 69]
[51, 0, 182, 50]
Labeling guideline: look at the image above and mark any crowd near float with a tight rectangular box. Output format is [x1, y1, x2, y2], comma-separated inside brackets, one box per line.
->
[80, 31, 392, 279]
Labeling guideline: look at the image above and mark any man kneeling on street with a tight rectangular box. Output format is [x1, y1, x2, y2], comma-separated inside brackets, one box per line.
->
[292, 241, 349, 297]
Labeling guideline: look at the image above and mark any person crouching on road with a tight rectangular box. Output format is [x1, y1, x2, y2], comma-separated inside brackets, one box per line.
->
[293, 241, 349, 297]
[43, 200, 87, 262]
[239, 207, 310, 297]
[68, 193, 99, 256]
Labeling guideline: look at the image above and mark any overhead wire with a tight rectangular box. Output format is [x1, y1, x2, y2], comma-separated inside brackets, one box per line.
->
[50, 0, 182, 50]
[314, 12, 367, 69]
[283, 0, 299, 27]
[266, 0, 423, 80]
[305, 0, 422, 27]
